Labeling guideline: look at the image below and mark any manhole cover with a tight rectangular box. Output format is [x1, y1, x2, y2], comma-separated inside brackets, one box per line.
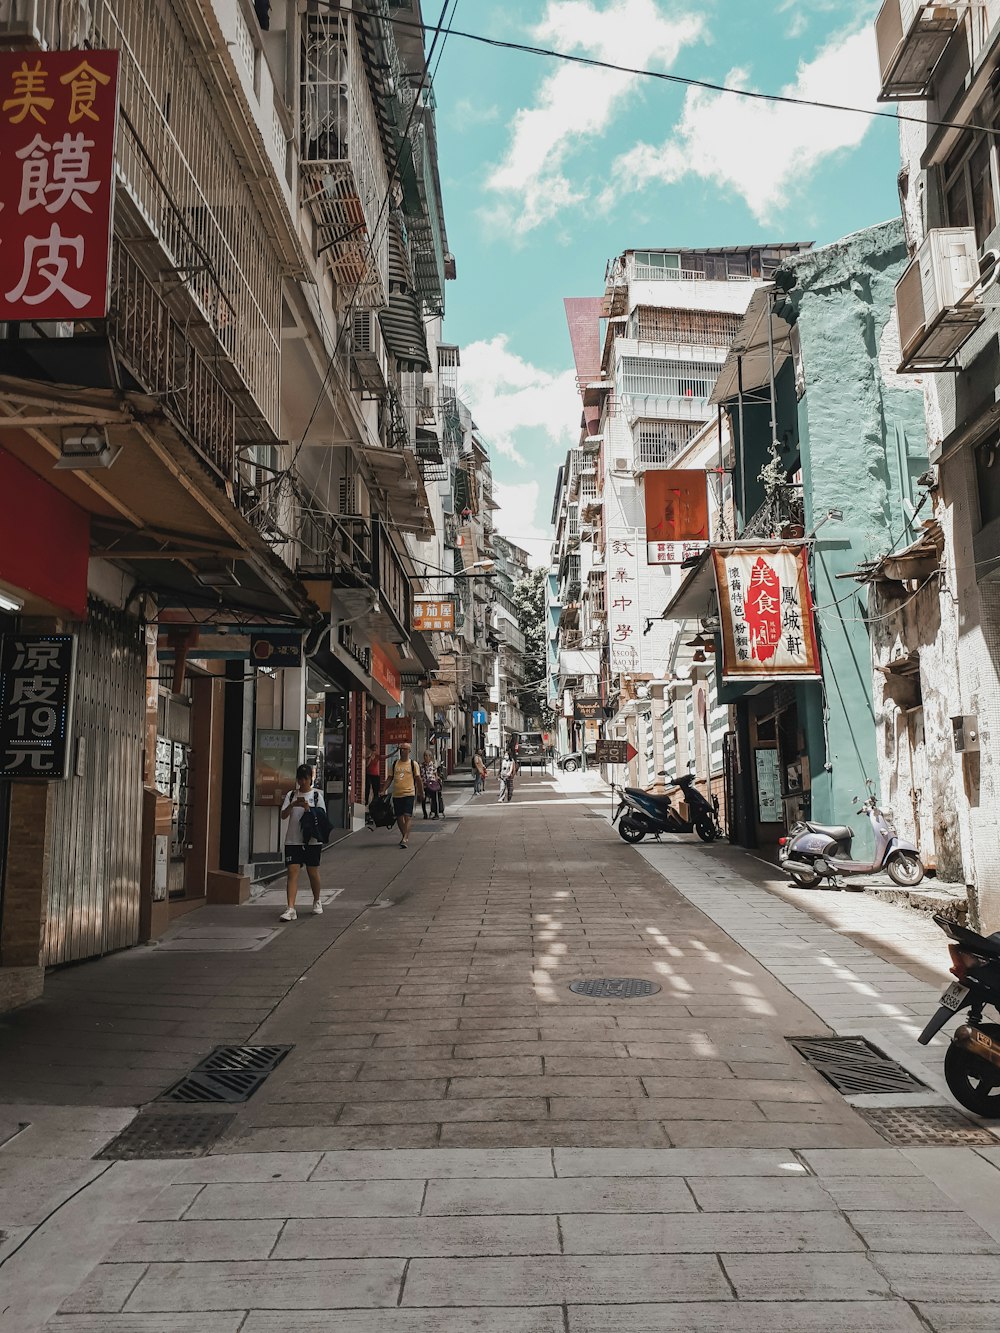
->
[158, 1044, 292, 1104]
[569, 978, 661, 999]
[859, 1105, 999, 1146]
[95, 1112, 235, 1160]
[789, 1036, 926, 1095]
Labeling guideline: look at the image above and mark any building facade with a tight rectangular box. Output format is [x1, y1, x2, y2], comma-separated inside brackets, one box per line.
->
[0, 0, 472, 1009]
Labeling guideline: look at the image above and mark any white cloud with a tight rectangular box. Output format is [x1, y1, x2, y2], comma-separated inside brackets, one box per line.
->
[605, 26, 880, 223]
[493, 480, 551, 568]
[484, 0, 704, 236]
[458, 334, 579, 467]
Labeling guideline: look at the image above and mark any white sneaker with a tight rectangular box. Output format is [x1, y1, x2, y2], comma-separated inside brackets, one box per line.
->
[312, 901, 324, 916]
[279, 908, 297, 922]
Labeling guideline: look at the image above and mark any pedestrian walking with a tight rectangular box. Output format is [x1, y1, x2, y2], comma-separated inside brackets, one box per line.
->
[421, 750, 443, 819]
[473, 749, 487, 796]
[365, 746, 382, 806]
[389, 741, 423, 848]
[278, 763, 325, 921]
[459, 739, 468, 765]
[498, 752, 516, 803]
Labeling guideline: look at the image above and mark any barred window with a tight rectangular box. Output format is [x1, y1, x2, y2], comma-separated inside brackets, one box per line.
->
[619, 357, 718, 399]
[632, 307, 742, 348]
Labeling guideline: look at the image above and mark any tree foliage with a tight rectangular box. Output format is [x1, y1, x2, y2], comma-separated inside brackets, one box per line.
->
[512, 567, 553, 730]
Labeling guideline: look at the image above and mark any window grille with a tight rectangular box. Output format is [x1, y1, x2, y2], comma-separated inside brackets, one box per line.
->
[619, 357, 718, 400]
[633, 307, 743, 348]
[94, 0, 281, 432]
[633, 419, 701, 468]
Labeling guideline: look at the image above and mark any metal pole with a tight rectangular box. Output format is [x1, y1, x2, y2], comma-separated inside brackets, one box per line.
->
[736, 355, 746, 534]
[766, 289, 779, 456]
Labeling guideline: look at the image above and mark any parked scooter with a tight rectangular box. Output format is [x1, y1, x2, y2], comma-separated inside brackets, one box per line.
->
[778, 794, 923, 889]
[613, 772, 721, 845]
[918, 914, 1000, 1117]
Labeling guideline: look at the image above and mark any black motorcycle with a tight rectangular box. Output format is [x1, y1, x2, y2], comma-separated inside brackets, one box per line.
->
[612, 772, 722, 845]
[918, 913, 1000, 1116]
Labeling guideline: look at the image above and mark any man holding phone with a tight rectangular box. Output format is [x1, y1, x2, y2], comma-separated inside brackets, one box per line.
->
[278, 763, 326, 921]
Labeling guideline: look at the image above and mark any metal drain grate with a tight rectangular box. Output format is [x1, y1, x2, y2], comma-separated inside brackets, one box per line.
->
[95, 1112, 235, 1159]
[859, 1105, 999, 1146]
[789, 1036, 926, 1095]
[569, 977, 662, 999]
[158, 1044, 292, 1104]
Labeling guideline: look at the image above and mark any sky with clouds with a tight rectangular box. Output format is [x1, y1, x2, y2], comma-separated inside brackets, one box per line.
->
[431, 0, 899, 564]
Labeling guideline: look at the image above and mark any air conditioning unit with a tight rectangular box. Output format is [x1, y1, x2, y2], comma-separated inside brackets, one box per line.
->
[350, 310, 387, 394]
[875, 0, 959, 100]
[896, 228, 984, 374]
[612, 455, 630, 473]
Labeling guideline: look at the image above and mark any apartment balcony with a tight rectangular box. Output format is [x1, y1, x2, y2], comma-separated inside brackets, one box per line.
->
[619, 393, 711, 425]
[876, 0, 959, 100]
[741, 485, 806, 541]
[301, 7, 389, 308]
[633, 418, 703, 470]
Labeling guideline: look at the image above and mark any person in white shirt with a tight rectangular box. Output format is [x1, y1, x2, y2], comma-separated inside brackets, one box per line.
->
[278, 763, 326, 921]
[498, 753, 516, 803]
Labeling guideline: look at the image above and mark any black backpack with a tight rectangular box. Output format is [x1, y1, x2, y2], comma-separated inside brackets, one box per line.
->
[299, 790, 333, 845]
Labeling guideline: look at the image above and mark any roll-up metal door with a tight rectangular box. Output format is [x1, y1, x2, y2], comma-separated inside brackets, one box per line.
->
[43, 599, 145, 965]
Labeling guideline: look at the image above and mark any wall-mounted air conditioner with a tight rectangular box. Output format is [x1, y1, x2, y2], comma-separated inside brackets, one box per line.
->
[612, 455, 630, 473]
[875, 0, 959, 100]
[896, 228, 984, 374]
[350, 309, 388, 394]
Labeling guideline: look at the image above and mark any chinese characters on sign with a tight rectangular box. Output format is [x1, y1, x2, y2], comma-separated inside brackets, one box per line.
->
[712, 545, 821, 682]
[606, 528, 642, 676]
[644, 470, 710, 564]
[0, 50, 119, 322]
[0, 634, 77, 780]
[412, 598, 455, 633]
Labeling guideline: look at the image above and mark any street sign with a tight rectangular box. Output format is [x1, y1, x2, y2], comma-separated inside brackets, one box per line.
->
[383, 716, 413, 745]
[594, 740, 638, 765]
[0, 633, 77, 779]
[250, 633, 302, 668]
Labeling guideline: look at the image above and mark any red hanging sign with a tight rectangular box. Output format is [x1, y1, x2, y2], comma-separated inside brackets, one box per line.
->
[713, 544, 821, 682]
[0, 49, 119, 322]
[644, 470, 709, 564]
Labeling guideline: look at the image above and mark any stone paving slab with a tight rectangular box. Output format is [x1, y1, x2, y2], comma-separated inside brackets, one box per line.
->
[567, 1302, 926, 1331]
[119, 1259, 407, 1312]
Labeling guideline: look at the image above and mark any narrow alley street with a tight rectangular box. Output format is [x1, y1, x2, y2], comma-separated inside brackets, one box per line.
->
[3, 771, 1000, 1331]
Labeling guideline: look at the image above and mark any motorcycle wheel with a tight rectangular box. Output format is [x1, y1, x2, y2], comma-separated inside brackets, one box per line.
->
[944, 1025, 1000, 1117]
[695, 817, 718, 843]
[618, 820, 646, 844]
[886, 850, 924, 887]
[788, 866, 822, 888]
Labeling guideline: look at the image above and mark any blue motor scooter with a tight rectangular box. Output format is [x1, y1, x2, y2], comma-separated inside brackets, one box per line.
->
[612, 772, 721, 844]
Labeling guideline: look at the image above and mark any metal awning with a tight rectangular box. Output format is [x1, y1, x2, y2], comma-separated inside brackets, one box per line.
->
[710, 287, 793, 405]
[358, 445, 433, 538]
[379, 218, 430, 371]
[660, 548, 717, 620]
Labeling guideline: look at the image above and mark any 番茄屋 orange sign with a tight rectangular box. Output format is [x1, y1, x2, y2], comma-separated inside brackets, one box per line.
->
[0, 50, 120, 322]
[644, 470, 709, 564]
[712, 545, 821, 682]
[412, 598, 455, 632]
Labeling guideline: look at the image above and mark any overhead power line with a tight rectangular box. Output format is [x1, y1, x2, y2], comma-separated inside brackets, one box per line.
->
[385, 12, 998, 139]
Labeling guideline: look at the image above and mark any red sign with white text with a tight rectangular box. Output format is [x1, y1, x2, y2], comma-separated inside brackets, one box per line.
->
[0, 50, 119, 322]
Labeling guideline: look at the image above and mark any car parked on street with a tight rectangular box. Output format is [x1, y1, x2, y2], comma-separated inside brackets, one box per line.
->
[556, 748, 595, 772]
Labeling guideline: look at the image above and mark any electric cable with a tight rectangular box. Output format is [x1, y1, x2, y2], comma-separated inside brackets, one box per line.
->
[385, 11, 1000, 139]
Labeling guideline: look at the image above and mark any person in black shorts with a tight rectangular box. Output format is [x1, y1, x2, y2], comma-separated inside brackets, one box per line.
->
[278, 763, 326, 921]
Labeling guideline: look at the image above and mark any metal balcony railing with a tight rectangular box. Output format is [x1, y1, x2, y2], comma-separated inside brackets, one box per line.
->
[741, 485, 806, 540]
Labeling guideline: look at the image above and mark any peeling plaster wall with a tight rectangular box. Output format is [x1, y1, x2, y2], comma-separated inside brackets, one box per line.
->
[783, 220, 929, 853]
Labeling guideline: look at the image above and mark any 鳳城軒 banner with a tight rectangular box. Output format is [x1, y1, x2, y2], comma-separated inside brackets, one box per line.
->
[712, 545, 821, 682]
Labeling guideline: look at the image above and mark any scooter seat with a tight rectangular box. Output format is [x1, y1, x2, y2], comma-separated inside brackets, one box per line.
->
[805, 822, 852, 842]
[624, 788, 672, 810]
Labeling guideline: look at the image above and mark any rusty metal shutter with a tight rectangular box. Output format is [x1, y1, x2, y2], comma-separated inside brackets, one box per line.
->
[43, 599, 145, 965]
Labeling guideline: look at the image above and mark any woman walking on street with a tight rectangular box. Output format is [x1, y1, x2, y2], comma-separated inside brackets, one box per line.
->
[498, 751, 516, 803]
[390, 741, 423, 848]
[364, 745, 382, 825]
[278, 764, 325, 921]
[421, 750, 443, 819]
[473, 749, 487, 796]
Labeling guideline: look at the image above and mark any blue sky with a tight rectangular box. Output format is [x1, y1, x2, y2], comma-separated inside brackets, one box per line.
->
[431, 0, 900, 562]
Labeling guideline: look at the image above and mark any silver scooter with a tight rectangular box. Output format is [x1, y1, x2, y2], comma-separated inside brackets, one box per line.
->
[778, 794, 923, 889]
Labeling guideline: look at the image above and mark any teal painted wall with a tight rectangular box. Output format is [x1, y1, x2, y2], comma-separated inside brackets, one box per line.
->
[781, 219, 928, 851]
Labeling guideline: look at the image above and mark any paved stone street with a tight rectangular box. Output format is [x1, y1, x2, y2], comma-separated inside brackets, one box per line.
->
[3, 771, 1000, 1330]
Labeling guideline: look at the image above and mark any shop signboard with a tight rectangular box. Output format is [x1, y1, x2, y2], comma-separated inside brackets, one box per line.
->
[250, 633, 302, 668]
[594, 739, 638, 765]
[412, 597, 455, 632]
[755, 748, 782, 822]
[383, 715, 413, 745]
[606, 529, 642, 675]
[0, 50, 120, 322]
[254, 728, 299, 807]
[0, 633, 76, 779]
[644, 470, 709, 564]
[369, 642, 401, 703]
[712, 544, 821, 683]
[574, 698, 601, 720]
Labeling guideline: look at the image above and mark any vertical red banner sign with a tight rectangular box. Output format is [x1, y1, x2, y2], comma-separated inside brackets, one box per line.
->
[0, 49, 119, 322]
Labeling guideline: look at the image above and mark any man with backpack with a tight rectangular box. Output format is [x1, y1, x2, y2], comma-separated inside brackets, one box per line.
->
[389, 741, 423, 849]
[278, 763, 328, 921]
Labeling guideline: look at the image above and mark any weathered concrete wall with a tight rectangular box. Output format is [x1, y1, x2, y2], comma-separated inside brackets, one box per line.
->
[783, 220, 929, 853]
